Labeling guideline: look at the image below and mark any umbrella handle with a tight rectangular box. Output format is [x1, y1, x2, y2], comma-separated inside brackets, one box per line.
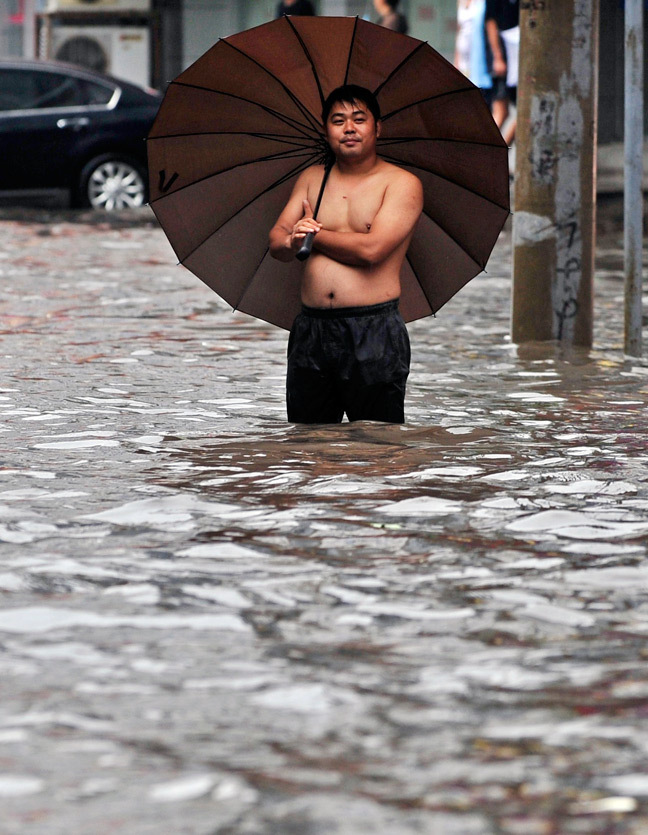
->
[295, 232, 315, 261]
[294, 161, 332, 262]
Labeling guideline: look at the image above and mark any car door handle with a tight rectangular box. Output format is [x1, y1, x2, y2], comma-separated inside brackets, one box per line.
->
[56, 117, 90, 130]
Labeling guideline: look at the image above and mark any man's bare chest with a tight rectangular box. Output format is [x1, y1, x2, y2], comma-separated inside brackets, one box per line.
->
[311, 177, 387, 234]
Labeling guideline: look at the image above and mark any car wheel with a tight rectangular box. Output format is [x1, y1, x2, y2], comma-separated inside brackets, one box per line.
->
[77, 154, 147, 210]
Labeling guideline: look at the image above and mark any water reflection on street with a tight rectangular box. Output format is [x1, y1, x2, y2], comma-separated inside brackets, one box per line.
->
[1, 208, 648, 834]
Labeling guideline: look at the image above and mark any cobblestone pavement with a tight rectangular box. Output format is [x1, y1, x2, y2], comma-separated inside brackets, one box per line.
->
[1, 206, 648, 834]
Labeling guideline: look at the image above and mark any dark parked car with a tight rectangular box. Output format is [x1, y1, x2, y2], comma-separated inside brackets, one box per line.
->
[0, 59, 162, 210]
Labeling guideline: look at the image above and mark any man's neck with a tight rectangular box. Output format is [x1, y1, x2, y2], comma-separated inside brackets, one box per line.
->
[335, 153, 380, 177]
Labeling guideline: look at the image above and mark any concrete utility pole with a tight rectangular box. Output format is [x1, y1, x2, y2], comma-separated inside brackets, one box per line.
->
[624, 0, 645, 357]
[512, 0, 600, 347]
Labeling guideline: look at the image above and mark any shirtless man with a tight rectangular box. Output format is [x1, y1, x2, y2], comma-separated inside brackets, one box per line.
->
[269, 84, 423, 424]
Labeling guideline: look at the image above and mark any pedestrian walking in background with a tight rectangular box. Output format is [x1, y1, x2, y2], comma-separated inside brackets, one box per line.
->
[373, 0, 409, 34]
[454, 0, 493, 107]
[276, 0, 315, 18]
[485, 0, 519, 146]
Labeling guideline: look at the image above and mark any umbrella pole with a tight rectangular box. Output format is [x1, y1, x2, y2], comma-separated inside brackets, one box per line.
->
[296, 162, 333, 262]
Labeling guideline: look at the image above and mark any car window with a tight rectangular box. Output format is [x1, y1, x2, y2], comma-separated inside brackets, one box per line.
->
[0, 69, 115, 111]
[0, 70, 38, 110]
[82, 79, 115, 105]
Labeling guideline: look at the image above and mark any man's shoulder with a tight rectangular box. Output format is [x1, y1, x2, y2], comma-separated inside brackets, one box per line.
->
[298, 163, 327, 184]
[380, 160, 422, 189]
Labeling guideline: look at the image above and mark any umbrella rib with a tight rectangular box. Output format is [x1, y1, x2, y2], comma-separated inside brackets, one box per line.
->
[416, 207, 494, 272]
[405, 250, 436, 317]
[381, 85, 488, 123]
[232, 247, 273, 314]
[168, 80, 320, 140]
[373, 41, 427, 99]
[379, 150, 510, 214]
[177, 158, 315, 268]
[379, 135, 506, 151]
[285, 15, 326, 110]
[148, 148, 318, 207]
[219, 37, 323, 134]
[343, 16, 359, 85]
[148, 131, 317, 147]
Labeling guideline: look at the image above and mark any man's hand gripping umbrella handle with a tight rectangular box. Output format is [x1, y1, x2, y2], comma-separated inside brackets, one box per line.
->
[296, 231, 316, 262]
[296, 163, 332, 262]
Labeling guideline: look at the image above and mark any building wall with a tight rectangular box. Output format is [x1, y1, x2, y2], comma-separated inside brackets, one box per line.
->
[407, 0, 456, 60]
[0, 0, 29, 57]
[181, 0, 237, 66]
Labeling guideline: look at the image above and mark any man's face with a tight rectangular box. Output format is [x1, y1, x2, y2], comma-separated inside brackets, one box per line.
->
[325, 99, 381, 160]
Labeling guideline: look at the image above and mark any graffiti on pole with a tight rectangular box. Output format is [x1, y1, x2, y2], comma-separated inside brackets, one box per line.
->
[554, 210, 582, 341]
[528, 94, 558, 184]
[520, 0, 547, 28]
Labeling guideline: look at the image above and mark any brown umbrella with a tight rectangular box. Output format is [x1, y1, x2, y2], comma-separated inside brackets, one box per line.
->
[147, 15, 510, 330]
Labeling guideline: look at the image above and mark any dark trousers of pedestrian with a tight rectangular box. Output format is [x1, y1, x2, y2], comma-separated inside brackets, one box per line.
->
[286, 299, 410, 424]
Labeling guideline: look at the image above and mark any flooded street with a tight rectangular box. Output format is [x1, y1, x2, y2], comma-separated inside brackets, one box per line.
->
[1, 206, 648, 834]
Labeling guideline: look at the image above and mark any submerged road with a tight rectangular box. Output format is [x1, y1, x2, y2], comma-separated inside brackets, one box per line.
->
[1, 206, 647, 834]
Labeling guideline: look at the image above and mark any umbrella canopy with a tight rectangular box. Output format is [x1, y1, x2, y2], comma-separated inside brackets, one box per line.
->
[147, 15, 510, 330]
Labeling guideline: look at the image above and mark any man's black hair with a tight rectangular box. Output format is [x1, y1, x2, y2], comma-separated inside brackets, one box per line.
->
[321, 85, 381, 126]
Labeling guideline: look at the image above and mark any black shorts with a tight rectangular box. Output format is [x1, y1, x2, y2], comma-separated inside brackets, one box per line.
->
[492, 75, 517, 105]
[286, 299, 410, 424]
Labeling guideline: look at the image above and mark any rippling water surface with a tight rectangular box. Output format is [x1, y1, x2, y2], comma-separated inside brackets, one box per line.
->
[1, 208, 648, 834]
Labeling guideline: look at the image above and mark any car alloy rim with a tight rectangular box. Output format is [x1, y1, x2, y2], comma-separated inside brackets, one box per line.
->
[88, 161, 146, 210]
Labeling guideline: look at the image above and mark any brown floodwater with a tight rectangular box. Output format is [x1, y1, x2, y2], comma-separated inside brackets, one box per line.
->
[0, 208, 647, 834]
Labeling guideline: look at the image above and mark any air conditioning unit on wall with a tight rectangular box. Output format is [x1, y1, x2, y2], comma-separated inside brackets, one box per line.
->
[47, 0, 151, 12]
[50, 25, 151, 87]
